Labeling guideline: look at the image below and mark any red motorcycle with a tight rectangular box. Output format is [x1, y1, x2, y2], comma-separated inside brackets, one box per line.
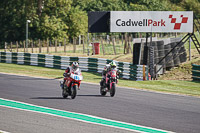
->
[61, 72, 83, 99]
[100, 68, 118, 97]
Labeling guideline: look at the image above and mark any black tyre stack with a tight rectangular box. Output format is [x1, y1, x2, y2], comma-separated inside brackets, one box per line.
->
[179, 42, 187, 63]
[133, 43, 141, 65]
[133, 43, 149, 65]
[152, 41, 159, 65]
[164, 44, 174, 68]
[171, 42, 180, 67]
[132, 38, 187, 74]
[157, 41, 165, 67]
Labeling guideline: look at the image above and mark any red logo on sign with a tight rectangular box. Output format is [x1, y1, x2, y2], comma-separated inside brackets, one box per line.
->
[169, 15, 188, 30]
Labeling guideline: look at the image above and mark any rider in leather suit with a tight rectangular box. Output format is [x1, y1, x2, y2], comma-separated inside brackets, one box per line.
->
[100, 61, 121, 86]
[60, 62, 80, 89]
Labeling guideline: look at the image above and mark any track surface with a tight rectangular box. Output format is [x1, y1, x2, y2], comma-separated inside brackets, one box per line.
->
[0, 73, 200, 133]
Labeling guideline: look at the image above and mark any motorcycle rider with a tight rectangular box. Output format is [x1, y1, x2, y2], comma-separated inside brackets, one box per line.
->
[60, 62, 81, 89]
[100, 61, 121, 87]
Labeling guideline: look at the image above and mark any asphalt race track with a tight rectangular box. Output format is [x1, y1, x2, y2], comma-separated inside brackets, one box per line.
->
[0, 73, 200, 133]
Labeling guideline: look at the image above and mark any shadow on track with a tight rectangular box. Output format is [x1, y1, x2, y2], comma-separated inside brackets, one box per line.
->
[77, 95, 109, 97]
[30, 97, 68, 99]
[30, 95, 110, 99]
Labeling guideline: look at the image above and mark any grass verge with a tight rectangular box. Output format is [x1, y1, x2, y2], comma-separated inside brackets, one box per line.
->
[0, 63, 200, 97]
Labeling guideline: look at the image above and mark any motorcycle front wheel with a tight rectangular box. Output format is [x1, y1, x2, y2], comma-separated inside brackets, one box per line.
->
[110, 83, 116, 97]
[100, 86, 107, 96]
[62, 89, 68, 98]
[71, 85, 77, 99]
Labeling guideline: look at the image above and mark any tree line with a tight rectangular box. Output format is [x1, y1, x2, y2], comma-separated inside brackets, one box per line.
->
[0, 0, 199, 45]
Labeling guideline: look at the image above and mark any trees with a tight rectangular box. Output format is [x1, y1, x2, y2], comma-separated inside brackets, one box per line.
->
[67, 6, 88, 38]
[36, 0, 72, 41]
[127, 0, 172, 11]
[181, 0, 200, 17]
[0, 0, 32, 42]
[0, 0, 79, 43]
[72, 0, 128, 11]
[0, 0, 199, 44]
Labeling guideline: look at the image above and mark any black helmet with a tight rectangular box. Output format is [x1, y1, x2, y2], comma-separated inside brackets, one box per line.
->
[71, 62, 79, 71]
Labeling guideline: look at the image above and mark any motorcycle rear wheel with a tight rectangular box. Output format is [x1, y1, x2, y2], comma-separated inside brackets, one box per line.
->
[71, 85, 77, 99]
[110, 83, 115, 97]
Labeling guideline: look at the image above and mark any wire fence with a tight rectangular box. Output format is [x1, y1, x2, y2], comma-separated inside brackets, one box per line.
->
[0, 35, 128, 55]
[0, 33, 182, 56]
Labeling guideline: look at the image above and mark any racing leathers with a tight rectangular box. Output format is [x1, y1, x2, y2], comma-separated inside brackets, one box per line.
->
[60, 66, 81, 89]
[100, 64, 121, 87]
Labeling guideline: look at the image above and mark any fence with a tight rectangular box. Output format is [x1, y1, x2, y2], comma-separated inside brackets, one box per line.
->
[192, 64, 200, 81]
[0, 52, 148, 81]
[1, 33, 181, 56]
[0, 35, 132, 55]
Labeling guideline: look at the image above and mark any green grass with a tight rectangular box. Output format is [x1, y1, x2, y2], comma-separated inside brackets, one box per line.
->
[120, 80, 200, 96]
[0, 63, 200, 97]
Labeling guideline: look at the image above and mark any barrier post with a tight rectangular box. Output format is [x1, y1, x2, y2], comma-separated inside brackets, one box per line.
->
[39, 39, 41, 53]
[112, 37, 117, 55]
[47, 38, 49, 53]
[143, 65, 146, 80]
[4, 42, 7, 52]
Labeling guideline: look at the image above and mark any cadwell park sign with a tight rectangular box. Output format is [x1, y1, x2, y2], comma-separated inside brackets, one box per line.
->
[110, 11, 193, 33]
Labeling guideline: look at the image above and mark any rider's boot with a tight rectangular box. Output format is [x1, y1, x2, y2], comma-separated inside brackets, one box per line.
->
[100, 78, 105, 87]
[60, 80, 65, 89]
[60, 81, 63, 88]
[78, 84, 80, 90]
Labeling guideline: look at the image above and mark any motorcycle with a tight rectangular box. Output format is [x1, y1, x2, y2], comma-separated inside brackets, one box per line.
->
[61, 71, 83, 99]
[100, 68, 118, 97]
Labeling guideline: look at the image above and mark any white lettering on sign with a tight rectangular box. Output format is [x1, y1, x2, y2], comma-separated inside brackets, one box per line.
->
[110, 11, 193, 33]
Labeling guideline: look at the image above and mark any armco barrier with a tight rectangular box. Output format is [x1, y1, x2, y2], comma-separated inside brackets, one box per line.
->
[192, 64, 200, 81]
[0, 52, 148, 81]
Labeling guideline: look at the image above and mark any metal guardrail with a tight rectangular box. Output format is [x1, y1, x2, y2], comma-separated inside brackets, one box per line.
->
[0, 52, 148, 81]
[192, 64, 200, 81]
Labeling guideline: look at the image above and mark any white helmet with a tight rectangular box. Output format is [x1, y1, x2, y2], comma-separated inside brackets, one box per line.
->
[71, 62, 79, 71]
[110, 61, 117, 69]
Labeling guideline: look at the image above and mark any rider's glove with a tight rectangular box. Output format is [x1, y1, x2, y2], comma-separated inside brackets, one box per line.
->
[63, 73, 67, 77]
[63, 73, 70, 77]
[66, 73, 71, 77]
[117, 70, 121, 75]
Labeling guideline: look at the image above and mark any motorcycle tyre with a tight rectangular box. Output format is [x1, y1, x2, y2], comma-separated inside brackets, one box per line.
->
[100, 86, 107, 96]
[71, 85, 77, 99]
[110, 83, 116, 97]
[62, 89, 68, 99]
